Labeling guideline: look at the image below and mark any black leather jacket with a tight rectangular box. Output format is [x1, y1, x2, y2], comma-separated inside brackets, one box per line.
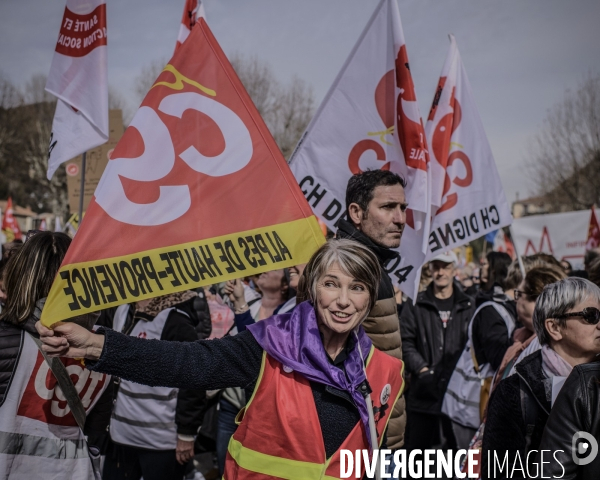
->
[482, 351, 552, 479]
[536, 362, 600, 480]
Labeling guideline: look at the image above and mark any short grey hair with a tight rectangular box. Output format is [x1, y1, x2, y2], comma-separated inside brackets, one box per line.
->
[533, 277, 600, 345]
[296, 239, 381, 313]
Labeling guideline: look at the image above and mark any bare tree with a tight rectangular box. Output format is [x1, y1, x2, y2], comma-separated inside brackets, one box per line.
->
[270, 75, 315, 159]
[230, 53, 315, 160]
[134, 58, 168, 106]
[528, 73, 600, 210]
[21, 75, 68, 217]
[109, 86, 134, 124]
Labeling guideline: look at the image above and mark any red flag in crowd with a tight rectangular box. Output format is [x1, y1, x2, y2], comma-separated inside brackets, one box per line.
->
[289, 0, 430, 299]
[45, 0, 109, 179]
[2, 198, 22, 242]
[41, 20, 325, 326]
[424, 35, 512, 261]
[586, 207, 600, 250]
[493, 229, 516, 259]
[175, 0, 206, 51]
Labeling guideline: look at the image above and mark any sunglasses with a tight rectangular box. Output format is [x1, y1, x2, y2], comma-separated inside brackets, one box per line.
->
[514, 289, 538, 301]
[557, 307, 600, 325]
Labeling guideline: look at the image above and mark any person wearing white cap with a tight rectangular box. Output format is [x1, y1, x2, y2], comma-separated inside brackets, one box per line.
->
[400, 250, 475, 456]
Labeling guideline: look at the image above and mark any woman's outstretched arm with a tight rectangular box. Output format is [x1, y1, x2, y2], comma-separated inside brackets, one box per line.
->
[36, 321, 263, 391]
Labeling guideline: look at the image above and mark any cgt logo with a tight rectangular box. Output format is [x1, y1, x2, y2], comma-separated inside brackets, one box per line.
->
[572, 431, 598, 466]
[347, 46, 427, 177]
[95, 64, 253, 227]
[18, 352, 107, 426]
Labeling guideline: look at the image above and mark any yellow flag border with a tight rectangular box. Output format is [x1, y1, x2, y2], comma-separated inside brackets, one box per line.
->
[42, 217, 325, 326]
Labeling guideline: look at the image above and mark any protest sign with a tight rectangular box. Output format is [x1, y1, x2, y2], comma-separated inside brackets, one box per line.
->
[41, 20, 324, 326]
[425, 35, 512, 260]
[66, 109, 123, 212]
[512, 209, 593, 269]
[289, 0, 430, 298]
[46, 0, 108, 179]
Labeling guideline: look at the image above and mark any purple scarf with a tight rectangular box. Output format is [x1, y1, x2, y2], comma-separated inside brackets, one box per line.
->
[247, 300, 374, 446]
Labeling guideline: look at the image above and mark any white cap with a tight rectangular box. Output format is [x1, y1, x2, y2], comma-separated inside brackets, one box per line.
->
[430, 250, 458, 265]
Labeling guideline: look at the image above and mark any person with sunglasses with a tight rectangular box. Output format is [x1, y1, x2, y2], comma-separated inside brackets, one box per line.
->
[500, 266, 567, 379]
[481, 277, 600, 479]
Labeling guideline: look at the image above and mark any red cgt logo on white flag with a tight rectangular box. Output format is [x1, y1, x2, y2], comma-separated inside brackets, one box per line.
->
[425, 35, 512, 260]
[289, 0, 430, 298]
[45, 0, 108, 180]
[175, 0, 206, 51]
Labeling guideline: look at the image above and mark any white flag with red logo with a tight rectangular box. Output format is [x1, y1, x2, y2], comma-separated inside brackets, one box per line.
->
[175, 0, 206, 51]
[45, 0, 108, 180]
[424, 35, 511, 260]
[289, 0, 430, 298]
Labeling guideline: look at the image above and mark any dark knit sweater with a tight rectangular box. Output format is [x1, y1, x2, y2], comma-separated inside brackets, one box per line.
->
[88, 328, 363, 458]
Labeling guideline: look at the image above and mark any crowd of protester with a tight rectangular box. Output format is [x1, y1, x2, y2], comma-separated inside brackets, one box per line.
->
[1, 170, 600, 479]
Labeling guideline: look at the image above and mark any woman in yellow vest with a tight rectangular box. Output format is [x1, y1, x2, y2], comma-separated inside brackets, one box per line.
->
[37, 239, 404, 480]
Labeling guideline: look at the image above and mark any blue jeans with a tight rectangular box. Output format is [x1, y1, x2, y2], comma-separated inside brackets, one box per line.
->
[386, 451, 400, 480]
[216, 398, 240, 475]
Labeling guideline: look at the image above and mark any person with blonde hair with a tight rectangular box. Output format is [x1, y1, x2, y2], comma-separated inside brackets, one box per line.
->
[37, 239, 404, 479]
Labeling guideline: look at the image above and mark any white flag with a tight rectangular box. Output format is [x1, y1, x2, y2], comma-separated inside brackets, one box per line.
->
[289, 0, 430, 298]
[54, 216, 63, 233]
[424, 35, 511, 259]
[46, 0, 108, 180]
[175, 0, 206, 50]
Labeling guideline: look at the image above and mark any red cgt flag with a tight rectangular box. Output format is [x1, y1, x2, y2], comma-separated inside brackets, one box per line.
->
[41, 19, 325, 326]
[2, 197, 22, 242]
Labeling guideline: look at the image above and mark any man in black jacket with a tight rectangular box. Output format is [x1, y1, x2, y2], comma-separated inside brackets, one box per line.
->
[400, 250, 475, 451]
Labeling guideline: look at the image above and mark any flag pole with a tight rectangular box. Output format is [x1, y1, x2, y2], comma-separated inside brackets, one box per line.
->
[78, 151, 86, 227]
[509, 225, 526, 278]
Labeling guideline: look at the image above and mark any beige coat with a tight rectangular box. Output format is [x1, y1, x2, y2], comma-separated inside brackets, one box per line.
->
[362, 296, 405, 449]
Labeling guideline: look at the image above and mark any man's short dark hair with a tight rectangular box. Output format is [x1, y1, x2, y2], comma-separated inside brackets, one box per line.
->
[345, 170, 406, 216]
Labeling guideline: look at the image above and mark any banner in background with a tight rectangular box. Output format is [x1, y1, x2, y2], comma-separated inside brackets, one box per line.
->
[424, 35, 512, 260]
[512, 209, 592, 269]
[42, 20, 325, 326]
[66, 110, 124, 212]
[289, 0, 430, 298]
[175, 0, 206, 50]
[46, 0, 109, 179]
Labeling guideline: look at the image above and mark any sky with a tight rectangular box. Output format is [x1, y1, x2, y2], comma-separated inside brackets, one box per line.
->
[1, 0, 599, 204]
